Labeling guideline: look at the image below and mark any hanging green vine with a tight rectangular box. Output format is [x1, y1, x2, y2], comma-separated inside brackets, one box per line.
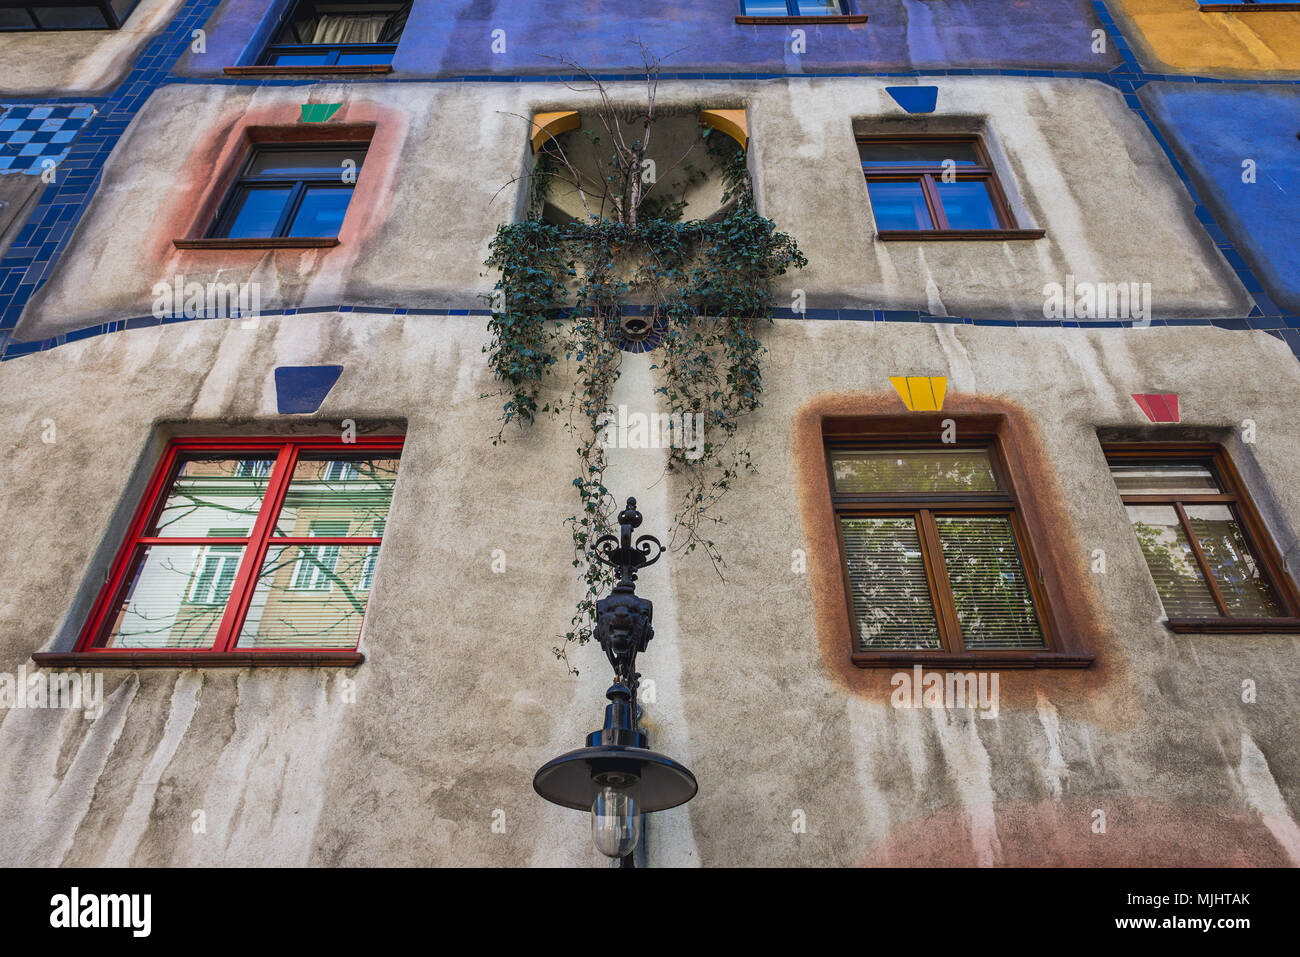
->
[484, 113, 805, 674]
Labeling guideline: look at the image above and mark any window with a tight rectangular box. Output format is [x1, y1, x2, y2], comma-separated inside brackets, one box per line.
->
[359, 519, 384, 591]
[187, 529, 246, 605]
[289, 521, 348, 591]
[235, 460, 274, 478]
[1106, 446, 1300, 632]
[260, 1, 410, 66]
[208, 145, 367, 240]
[858, 136, 1033, 238]
[740, 0, 844, 15]
[828, 438, 1059, 662]
[324, 460, 360, 482]
[0, 0, 140, 30]
[78, 437, 402, 655]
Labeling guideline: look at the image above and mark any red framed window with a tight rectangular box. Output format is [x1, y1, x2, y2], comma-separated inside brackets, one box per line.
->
[78, 437, 402, 654]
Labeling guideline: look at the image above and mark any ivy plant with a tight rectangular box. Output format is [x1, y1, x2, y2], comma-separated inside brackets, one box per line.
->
[483, 55, 806, 673]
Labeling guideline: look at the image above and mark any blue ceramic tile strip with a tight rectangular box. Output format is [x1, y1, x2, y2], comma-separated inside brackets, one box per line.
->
[0, 0, 1296, 360]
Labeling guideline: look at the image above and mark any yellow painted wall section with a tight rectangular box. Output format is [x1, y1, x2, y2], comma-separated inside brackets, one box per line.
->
[1112, 0, 1300, 75]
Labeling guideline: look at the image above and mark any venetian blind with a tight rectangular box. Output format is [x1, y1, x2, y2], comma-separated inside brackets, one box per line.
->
[935, 516, 1045, 649]
[840, 517, 941, 650]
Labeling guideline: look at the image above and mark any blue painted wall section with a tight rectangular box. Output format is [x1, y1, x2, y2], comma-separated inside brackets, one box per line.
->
[0, 0, 1297, 361]
[182, 0, 1122, 77]
[1139, 83, 1300, 318]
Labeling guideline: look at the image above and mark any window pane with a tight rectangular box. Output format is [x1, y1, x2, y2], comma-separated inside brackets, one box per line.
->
[336, 49, 396, 65]
[31, 7, 108, 29]
[266, 50, 334, 65]
[1126, 505, 1220, 617]
[935, 516, 1045, 649]
[293, 11, 393, 45]
[866, 180, 933, 230]
[840, 517, 941, 650]
[287, 185, 355, 237]
[151, 458, 274, 537]
[0, 10, 35, 29]
[742, 1, 792, 14]
[109, 0, 141, 22]
[793, 0, 842, 13]
[98, 545, 241, 648]
[248, 148, 365, 178]
[1185, 505, 1282, 617]
[859, 142, 980, 167]
[1109, 462, 1221, 496]
[221, 186, 292, 238]
[236, 544, 375, 648]
[935, 179, 1001, 229]
[274, 457, 400, 536]
[830, 449, 999, 494]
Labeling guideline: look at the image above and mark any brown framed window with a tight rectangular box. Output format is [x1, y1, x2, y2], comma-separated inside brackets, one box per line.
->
[828, 437, 1063, 664]
[858, 136, 1043, 241]
[1106, 445, 1300, 633]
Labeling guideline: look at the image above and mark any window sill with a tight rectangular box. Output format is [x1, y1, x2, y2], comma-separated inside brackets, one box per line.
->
[736, 14, 867, 24]
[32, 651, 365, 668]
[876, 229, 1046, 242]
[851, 651, 1094, 669]
[1198, 4, 1300, 11]
[173, 237, 340, 250]
[223, 65, 393, 76]
[1165, 618, 1300, 634]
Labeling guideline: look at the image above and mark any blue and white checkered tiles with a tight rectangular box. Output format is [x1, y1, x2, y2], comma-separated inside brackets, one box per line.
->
[0, 105, 96, 175]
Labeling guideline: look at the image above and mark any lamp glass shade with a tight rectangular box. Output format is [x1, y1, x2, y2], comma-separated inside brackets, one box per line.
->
[591, 782, 640, 857]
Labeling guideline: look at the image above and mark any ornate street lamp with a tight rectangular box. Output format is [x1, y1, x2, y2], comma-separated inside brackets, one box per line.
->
[532, 497, 698, 864]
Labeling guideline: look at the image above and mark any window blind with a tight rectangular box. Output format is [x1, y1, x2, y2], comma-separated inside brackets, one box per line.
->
[1185, 505, 1281, 617]
[1125, 505, 1220, 618]
[830, 448, 999, 494]
[840, 517, 941, 650]
[935, 516, 1045, 649]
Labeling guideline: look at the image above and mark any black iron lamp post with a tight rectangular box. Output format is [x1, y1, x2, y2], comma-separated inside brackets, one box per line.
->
[532, 497, 698, 863]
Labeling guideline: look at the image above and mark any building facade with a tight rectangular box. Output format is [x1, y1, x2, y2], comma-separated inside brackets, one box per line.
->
[0, 0, 1297, 867]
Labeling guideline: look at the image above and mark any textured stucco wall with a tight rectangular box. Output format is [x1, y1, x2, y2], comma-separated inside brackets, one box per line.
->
[177, 0, 1120, 77]
[0, 0, 184, 96]
[13, 75, 1250, 343]
[1141, 83, 1300, 316]
[1111, 0, 1300, 76]
[0, 314, 1297, 865]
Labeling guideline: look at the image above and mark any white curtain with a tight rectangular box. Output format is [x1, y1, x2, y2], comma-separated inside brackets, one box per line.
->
[309, 14, 391, 45]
